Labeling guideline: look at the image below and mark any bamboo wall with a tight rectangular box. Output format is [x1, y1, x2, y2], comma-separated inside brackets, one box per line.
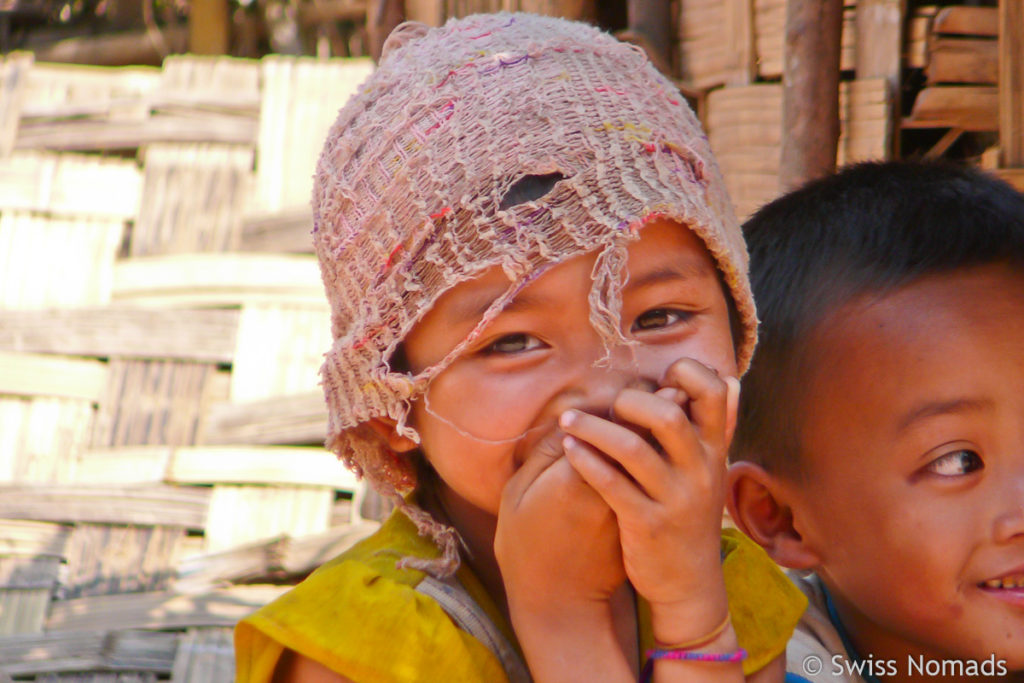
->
[0, 52, 379, 682]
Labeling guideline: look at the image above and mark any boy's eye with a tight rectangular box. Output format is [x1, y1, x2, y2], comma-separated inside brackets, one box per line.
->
[926, 449, 983, 477]
[632, 308, 691, 332]
[484, 333, 544, 354]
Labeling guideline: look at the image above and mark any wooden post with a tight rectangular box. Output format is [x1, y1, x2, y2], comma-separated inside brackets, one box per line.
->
[779, 0, 844, 192]
[367, 0, 405, 62]
[625, 0, 674, 77]
[190, 0, 231, 55]
[855, 0, 904, 157]
[1000, 0, 1024, 167]
[405, 0, 445, 26]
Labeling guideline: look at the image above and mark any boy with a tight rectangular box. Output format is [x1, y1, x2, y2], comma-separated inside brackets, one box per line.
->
[236, 12, 805, 683]
[727, 160, 1024, 682]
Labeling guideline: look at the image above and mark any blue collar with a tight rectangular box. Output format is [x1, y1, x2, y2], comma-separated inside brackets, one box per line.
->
[822, 585, 884, 683]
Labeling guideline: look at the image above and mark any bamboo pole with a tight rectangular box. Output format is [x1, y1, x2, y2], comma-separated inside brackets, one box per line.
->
[779, 0, 844, 191]
[1000, 0, 1024, 166]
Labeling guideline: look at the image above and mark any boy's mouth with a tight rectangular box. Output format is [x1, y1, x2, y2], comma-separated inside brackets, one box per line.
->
[980, 571, 1024, 590]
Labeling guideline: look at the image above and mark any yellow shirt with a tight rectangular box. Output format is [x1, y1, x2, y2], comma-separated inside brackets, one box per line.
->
[235, 511, 807, 682]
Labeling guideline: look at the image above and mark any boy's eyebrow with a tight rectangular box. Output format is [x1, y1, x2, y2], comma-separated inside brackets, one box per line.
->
[894, 397, 994, 433]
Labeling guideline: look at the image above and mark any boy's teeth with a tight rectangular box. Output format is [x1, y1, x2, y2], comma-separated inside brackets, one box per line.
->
[984, 575, 1024, 589]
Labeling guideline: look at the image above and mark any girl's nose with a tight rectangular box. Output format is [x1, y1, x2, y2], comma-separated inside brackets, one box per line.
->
[546, 346, 657, 419]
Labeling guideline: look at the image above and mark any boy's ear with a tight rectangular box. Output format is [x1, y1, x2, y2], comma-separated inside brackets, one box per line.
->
[727, 461, 821, 570]
[366, 417, 418, 453]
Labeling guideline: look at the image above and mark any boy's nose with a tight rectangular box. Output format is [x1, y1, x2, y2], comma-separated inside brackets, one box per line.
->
[992, 474, 1024, 544]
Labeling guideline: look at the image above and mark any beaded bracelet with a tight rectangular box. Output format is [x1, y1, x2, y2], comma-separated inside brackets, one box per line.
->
[639, 647, 747, 683]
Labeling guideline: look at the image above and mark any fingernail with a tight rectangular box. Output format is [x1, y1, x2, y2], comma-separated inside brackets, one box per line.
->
[562, 435, 578, 451]
[559, 410, 576, 428]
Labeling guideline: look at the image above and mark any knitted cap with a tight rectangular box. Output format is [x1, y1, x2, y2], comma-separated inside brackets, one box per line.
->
[314, 13, 756, 497]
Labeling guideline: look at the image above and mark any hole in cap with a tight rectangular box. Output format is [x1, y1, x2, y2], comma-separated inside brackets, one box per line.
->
[499, 172, 567, 211]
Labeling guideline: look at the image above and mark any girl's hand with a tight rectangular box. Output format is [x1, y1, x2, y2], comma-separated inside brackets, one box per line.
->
[495, 427, 637, 682]
[559, 357, 741, 645]
[495, 426, 624, 611]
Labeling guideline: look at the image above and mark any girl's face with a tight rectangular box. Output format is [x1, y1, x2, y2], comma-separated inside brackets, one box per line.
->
[399, 218, 737, 527]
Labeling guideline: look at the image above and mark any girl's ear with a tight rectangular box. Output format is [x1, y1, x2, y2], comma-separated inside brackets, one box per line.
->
[366, 417, 419, 453]
[726, 461, 821, 570]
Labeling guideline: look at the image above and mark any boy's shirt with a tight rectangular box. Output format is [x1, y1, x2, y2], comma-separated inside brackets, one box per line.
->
[785, 572, 867, 683]
[235, 506, 807, 682]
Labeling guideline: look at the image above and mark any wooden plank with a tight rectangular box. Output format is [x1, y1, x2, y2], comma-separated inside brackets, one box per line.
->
[111, 253, 325, 307]
[70, 446, 173, 485]
[0, 308, 240, 363]
[905, 6, 937, 69]
[0, 151, 141, 218]
[171, 627, 234, 682]
[0, 52, 32, 158]
[230, 304, 331, 401]
[46, 585, 288, 632]
[203, 484, 333, 552]
[855, 0, 904, 85]
[0, 485, 211, 528]
[904, 86, 999, 131]
[926, 37, 998, 85]
[64, 524, 182, 599]
[0, 518, 73, 556]
[256, 56, 374, 212]
[168, 446, 359, 490]
[0, 555, 62, 588]
[240, 207, 315, 253]
[20, 61, 159, 121]
[15, 113, 258, 151]
[173, 521, 377, 590]
[156, 55, 261, 118]
[1001, 0, 1024, 166]
[0, 587, 52, 635]
[0, 631, 115, 675]
[200, 391, 327, 445]
[0, 628, 179, 675]
[0, 213, 123, 309]
[133, 143, 253, 256]
[933, 5, 998, 36]
[0, 396, 94, 485]
[0, 352, 106, 402]
[854, 0, 902, 156]
[91, 360, 213, 448]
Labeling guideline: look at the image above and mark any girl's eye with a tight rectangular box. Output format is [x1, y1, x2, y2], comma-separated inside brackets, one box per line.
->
[926, 450, 983, 477]
[632, 308, 691, 332]
[484, 333, 543, 354]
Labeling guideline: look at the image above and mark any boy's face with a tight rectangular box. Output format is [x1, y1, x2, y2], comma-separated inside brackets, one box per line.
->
[401, 218, 737, 523]
[789, 263, 1024, 667]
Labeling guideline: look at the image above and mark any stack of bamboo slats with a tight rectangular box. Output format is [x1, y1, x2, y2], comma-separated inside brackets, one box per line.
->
[708, 78, 891, 220]
[677, 0, 896, 219]
[673, 0, 857, 90]
[0, 52, 380, 682]
[904, 5, 999, 133]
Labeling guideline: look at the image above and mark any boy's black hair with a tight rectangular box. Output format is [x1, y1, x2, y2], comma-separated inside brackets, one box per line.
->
[731, 160, 1024, 475]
